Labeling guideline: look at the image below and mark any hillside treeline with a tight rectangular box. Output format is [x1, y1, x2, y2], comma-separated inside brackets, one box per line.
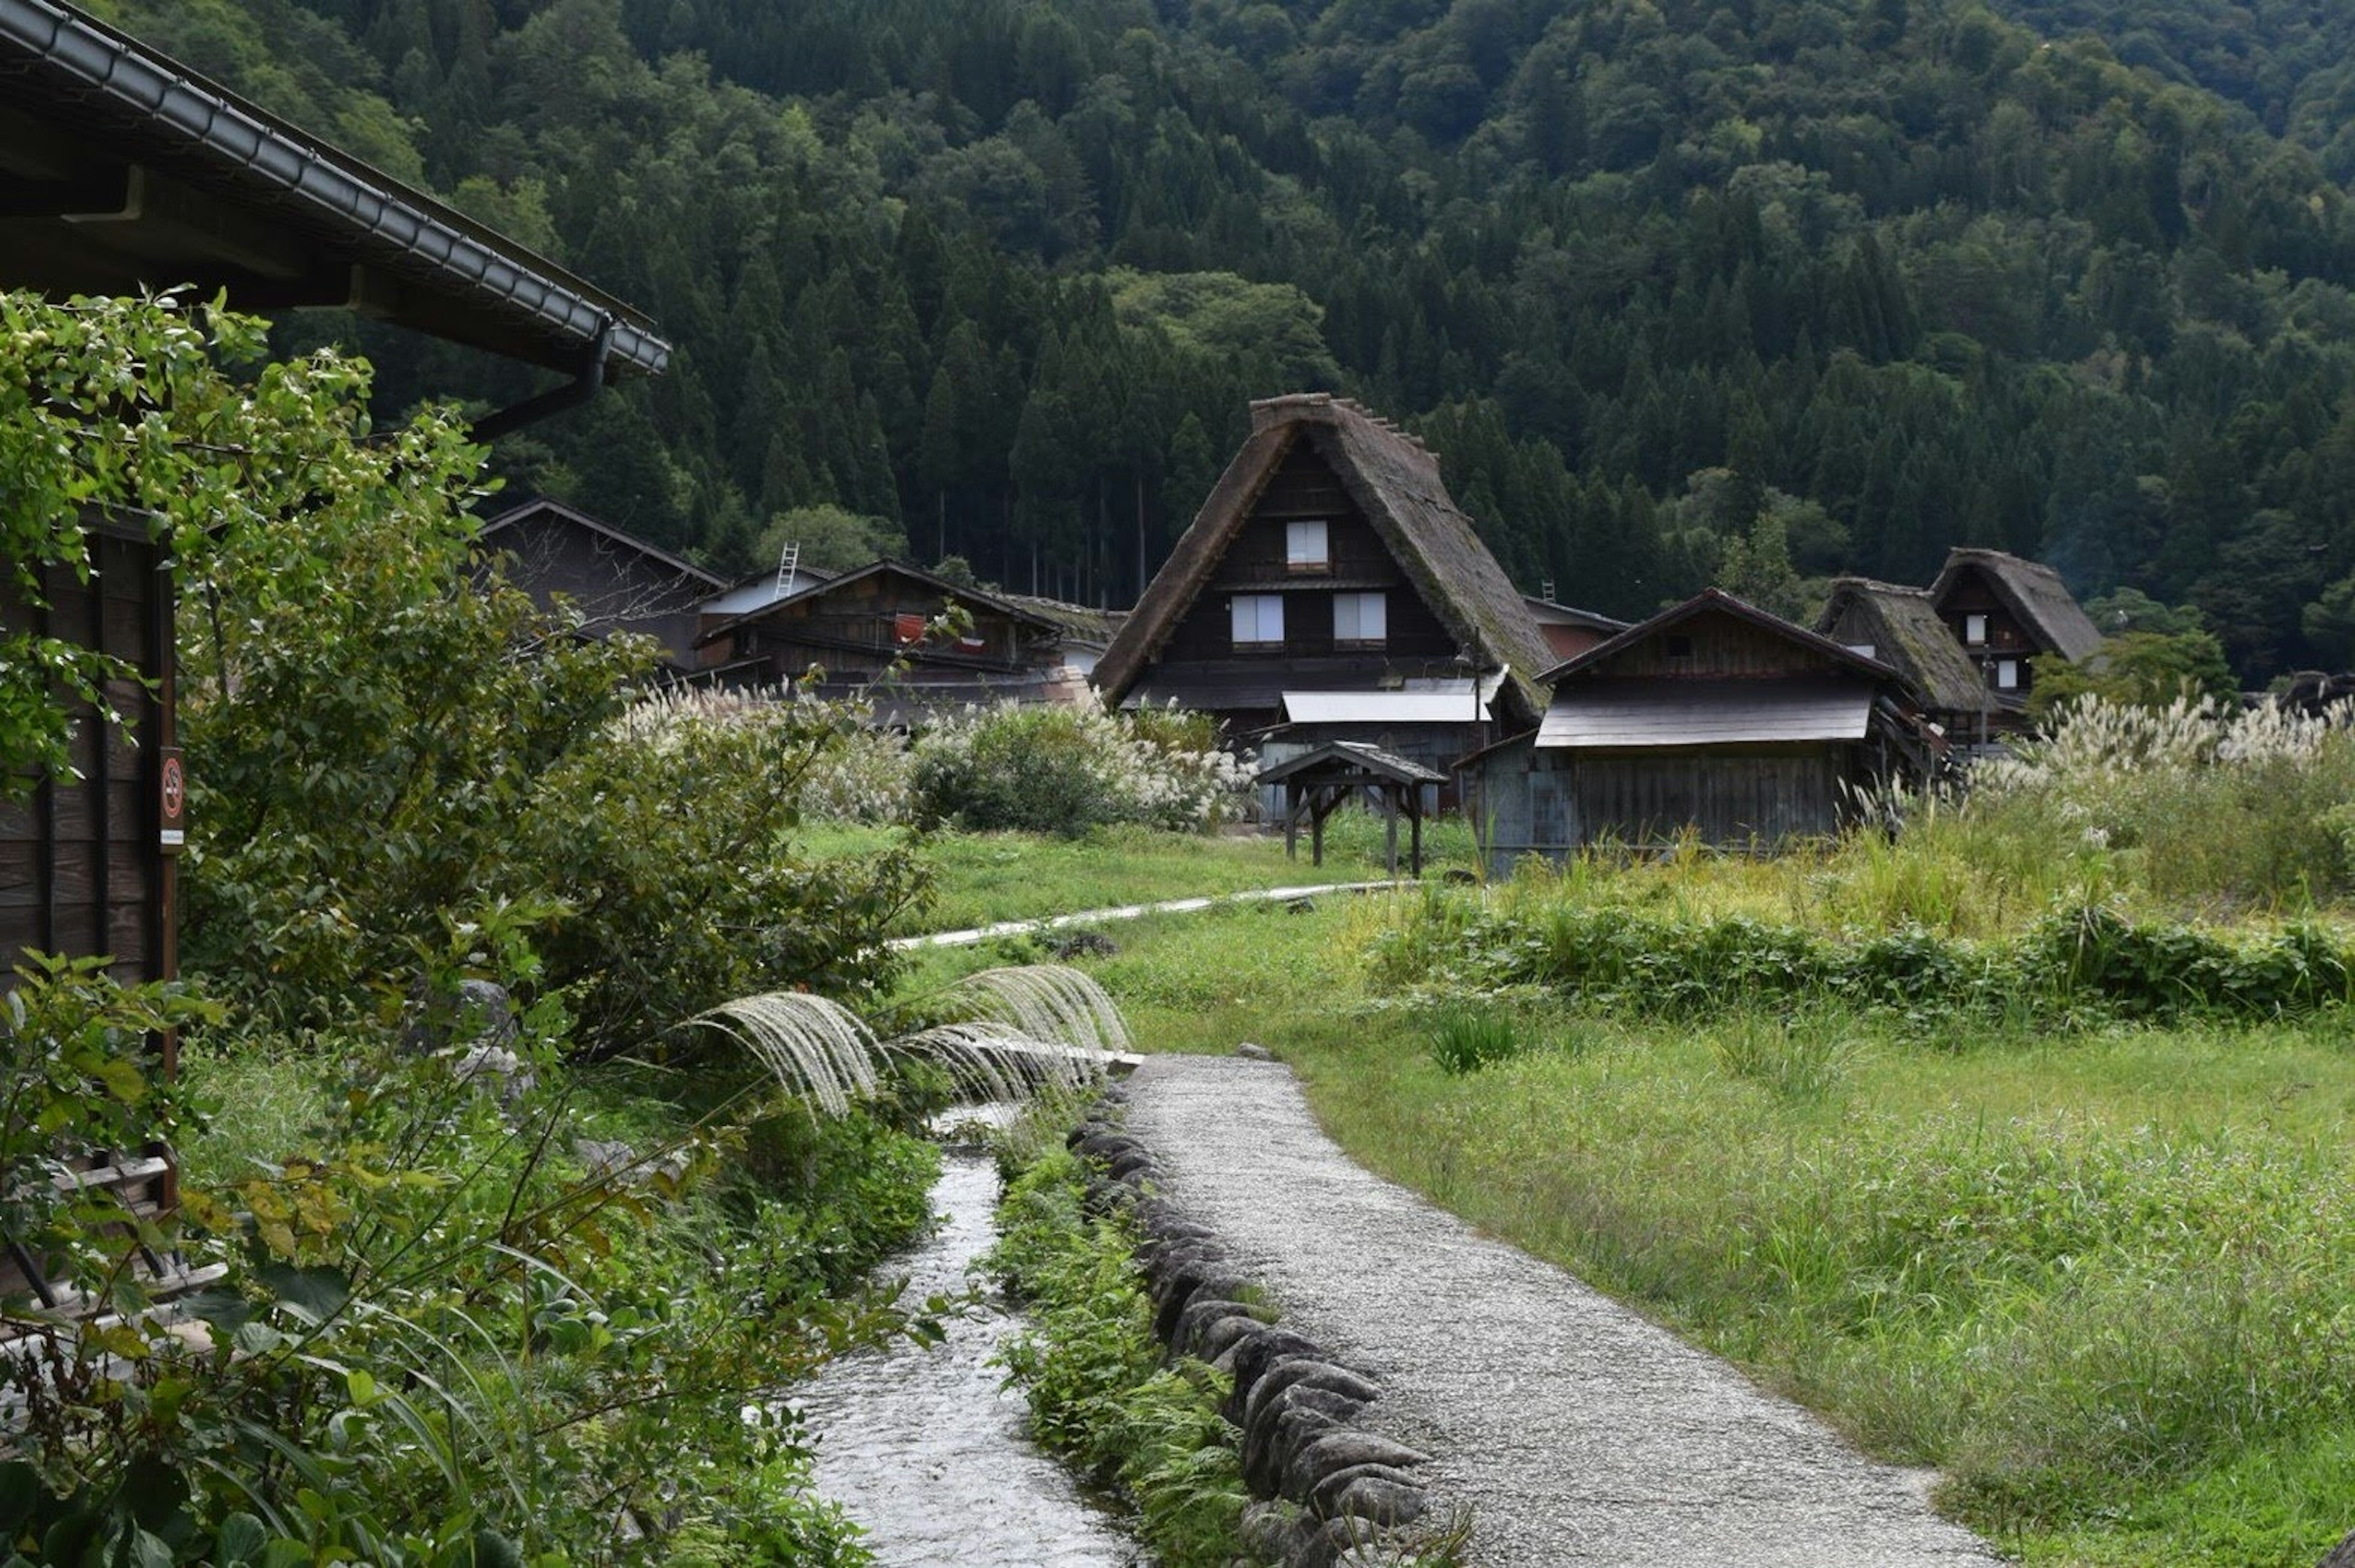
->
[98, 0, 2355, 675]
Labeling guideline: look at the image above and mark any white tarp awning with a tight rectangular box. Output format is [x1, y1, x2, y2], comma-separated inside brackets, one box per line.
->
[1536, 679, 1875, 749]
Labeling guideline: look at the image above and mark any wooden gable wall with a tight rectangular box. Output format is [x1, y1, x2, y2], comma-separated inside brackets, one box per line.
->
[1586, 608, 1850, 681]
[1159, 443, 1456, 665]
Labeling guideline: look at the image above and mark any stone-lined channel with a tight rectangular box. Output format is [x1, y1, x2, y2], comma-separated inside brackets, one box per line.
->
[797, 1146, 1148, 1567]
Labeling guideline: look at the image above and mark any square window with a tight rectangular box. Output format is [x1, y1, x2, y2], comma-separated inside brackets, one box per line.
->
[1286, 521, 1330, 572]
[1665, 634, 1694, 659]
[1334, 591, 1387, 646]
[1964, 613, 1988, 646]
[1995, 659, 2021, 690]
[1231, 594, 1284, 648]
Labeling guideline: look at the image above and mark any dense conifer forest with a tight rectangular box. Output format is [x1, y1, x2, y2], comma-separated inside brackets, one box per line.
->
[94, 0, 2355, 678]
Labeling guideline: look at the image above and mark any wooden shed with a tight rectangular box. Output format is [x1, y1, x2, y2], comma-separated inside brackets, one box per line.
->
[1926, 548, 2102, 722]
[478, 498, 724, 673]
[1465, 589, 1932, 870]
[1093, 393, 1560, 757]
[692, 559, 1080, 713]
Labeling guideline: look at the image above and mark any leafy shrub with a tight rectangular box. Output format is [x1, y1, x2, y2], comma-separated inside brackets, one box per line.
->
[910, 700, 1249, 835]
[990, 1148, 1248, 1567]
[1427, 1006, 1523, 1074]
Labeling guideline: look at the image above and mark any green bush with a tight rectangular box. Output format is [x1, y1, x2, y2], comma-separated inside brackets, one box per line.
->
[1427, 1006, 1523, 1075]
[909, 702, 1247, 836]
[989, 1148, 1248, 1568]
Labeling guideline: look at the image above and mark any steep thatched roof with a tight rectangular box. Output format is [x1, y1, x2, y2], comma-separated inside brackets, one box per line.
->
[1092, 393, 1559, 725]
[1929, 548, 2103, 662]
[1815, 577, 1994, 716]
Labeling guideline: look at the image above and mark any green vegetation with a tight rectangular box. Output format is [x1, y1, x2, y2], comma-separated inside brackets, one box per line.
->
[989, 1144, 1250, 1568]
[88, 0, 2355, 678]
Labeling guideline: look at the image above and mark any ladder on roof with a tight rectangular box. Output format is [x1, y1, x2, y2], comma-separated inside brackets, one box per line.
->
[774, 540, 802, 600]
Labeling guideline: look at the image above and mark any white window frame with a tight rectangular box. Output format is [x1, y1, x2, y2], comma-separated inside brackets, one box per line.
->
[1995, 658, 2021, 690]
[1231, 594, 1285, 648]
[1964, 613, 1988, 646]
[1285, 520, 1330, 572]
[1333, 591, 1387, 648]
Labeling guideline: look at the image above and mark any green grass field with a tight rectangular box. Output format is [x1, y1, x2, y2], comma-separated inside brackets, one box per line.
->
[804, 811, 1476, 935]
[1028, 894, 2355, 1568]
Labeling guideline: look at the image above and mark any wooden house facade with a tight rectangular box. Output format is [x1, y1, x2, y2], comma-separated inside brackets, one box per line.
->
[1466, 590, 1931, 870]
[693, 560, 1084, 713]
[1926, 548, 2102, 722]
[1093, 393, 1559, 785]
[1523, 596, 1628, 664]
[478, 499, 722, 672]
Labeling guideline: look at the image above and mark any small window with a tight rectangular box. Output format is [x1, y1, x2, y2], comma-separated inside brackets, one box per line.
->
[1285, 521, 1330, 572]
[1231, 594, 1285, 648]
[1964, 613, 1988, 646]
[1665, 634, 1695, 659]
[1995, 658, 2021, 690]
[1334, 591, 1387, 648]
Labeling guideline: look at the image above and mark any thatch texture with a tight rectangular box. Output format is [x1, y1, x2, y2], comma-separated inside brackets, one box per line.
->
[1815, 577, 1995, 717]
[1929, 548, 2103, 662]
[1092, 394, 1559, 725]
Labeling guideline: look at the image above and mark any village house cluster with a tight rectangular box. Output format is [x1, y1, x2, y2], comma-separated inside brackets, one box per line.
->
[482, 391, 2110, 873]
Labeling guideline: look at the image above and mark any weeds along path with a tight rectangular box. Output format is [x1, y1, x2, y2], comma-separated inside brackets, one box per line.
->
[1124, 1054, 2002, 1568]
[886, 880, 1400, 949]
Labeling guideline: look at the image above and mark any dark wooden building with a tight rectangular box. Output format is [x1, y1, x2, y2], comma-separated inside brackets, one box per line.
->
[1926, 548, 2102, 721]
[694, 560, 1086, 713]
[1816, 577, 2000, 744]
[1465, 589, 1932, 869]
[478, 499, 722, 673]
[1093, 394, 1560, 783]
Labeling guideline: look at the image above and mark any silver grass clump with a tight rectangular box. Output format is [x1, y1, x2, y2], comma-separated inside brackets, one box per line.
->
[694, 963, 1132, 1114]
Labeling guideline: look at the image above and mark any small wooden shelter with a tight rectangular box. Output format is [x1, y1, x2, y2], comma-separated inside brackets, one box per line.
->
[1257, 741, 1446, 877]
[1464, 590, 1932, 870]
[1094, 394, 1559, 751]
[478, 499, 723, 672]
[1926, 548, 2102, 721]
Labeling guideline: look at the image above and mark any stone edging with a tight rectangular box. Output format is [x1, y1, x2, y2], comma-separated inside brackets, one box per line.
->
[1065, 1084, 1449, 1568]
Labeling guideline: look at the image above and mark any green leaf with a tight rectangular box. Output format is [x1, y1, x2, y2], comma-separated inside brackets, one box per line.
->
[0, 1463, 37, 1540]
[256, 1263, 350, 1326]
[212, 1514, 267, 1565]
[470, 1529, 525, 1568]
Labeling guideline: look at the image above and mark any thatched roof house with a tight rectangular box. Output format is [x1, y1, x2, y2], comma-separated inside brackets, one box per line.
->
[1927, 548, 2102, 716]
[1093, 393, 1558, 734]
[1815, 576, 1996, 733]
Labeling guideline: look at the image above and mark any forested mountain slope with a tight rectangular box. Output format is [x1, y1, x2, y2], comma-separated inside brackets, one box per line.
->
[83, 0, 2355, 676]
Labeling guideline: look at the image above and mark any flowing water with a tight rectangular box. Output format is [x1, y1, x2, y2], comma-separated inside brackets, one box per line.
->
[798, 1145, 1147, 1567]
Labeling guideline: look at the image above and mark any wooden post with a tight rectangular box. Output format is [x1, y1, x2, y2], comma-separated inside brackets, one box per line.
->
[1383, 786, 1398, 876]
[1410, 800, 1423, 878]
[1283, 786, 1300, 860]
[1311, 785, 1326, 866]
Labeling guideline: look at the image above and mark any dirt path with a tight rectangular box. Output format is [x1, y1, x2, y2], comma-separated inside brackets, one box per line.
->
[1123, 1054, 2003, 1568]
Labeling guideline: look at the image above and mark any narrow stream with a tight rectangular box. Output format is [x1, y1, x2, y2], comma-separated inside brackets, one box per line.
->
[798, 1145, 1148, 1567]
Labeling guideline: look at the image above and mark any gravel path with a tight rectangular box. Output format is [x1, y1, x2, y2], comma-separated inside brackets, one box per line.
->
[885, 881, 1398, 949]
[1124, 1055, 2003, 1568]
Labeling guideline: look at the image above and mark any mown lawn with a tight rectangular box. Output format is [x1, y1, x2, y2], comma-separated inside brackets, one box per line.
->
[1025, 895, 2355, 1568]
[806, 811, 1476, 935]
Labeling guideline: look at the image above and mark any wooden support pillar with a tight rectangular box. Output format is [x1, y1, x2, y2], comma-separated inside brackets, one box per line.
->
[1283, 786, 1301, 860]
[1382, 786, 1398, 877]
[1410, 801, 1423, 878]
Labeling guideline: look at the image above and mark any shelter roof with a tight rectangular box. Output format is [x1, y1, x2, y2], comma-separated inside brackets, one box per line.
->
[1522, 596, 1630, 634]
[1536, 679, 1875, 749]
[1814, 577, 1994, 714]
[693, 558, 1063, 648]
[1255, 740, 1447, 787]
[1281, 689, 1489, 725]
[480, 498, 722, 589]
[0, 0, 667, 380]
[1540, 587, 1905, 687]
[1928, 548, 2103, 662]
[1093, 393, 1558, 724]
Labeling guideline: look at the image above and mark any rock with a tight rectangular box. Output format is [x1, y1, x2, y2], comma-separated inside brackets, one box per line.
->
[1198, 1312, 1269, 1364]
[1073, 1132, 1141, 1163]
[1220, 1329, 1321, 1422]
[1242, 1359, 1379, 1434]
[1330, 1475, 1427, 1528]
[1064, 1120, 1122, 1150]
[1246, 1406, 1344, 1497]
[1239, 1501, 1306, 1562]
[1174, 1296, 1257, 1357]
[2318, 1527, 2355, 1568]
[1155, 1272, 1251, 1343]
[1281, 1431, 1432, 1504]
[1306, 1461, 1426, 1521]
[1284, 897, 1317, 914]
[1233, 1041, 1274, 1061]
[1044, 928, 1120, 959]
[1105, 1148, 1158, 1183]
[1298, 1515, 1384, 1568]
